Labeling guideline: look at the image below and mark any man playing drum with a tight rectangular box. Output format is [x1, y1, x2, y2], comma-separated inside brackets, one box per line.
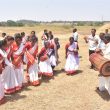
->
[97, 34, 110, 95]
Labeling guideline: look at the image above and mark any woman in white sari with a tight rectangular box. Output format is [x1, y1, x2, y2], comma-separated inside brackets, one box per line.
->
[65, 37, 79, 75]
[38, 41, 53, 77]
[2, 37, 17, 94]
[12, 34, 25, 91]
[0, 40, 7, 104]
[24, 36, 39, 86]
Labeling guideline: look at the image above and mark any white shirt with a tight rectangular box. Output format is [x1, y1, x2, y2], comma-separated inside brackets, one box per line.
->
[98, 40, 106, 50]
[73, 32, 78, 41]
[87, 35, 100, 50]
[22, 36, 28, 44]
[103, 42, 110, 60]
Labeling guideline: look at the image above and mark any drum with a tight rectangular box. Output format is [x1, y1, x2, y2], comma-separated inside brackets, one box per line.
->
[89, 53, 110, 76]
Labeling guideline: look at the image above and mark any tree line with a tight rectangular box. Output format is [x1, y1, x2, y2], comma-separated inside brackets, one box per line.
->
[0, 20, 108, 27]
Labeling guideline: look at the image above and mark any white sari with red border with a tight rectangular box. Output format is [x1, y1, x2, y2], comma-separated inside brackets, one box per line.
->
[39, 47, 53, 77]
[2, 47, 17, 94]
[65, 42, 79, 74]
[24, 43, 39, 86]
[0, 49, 6, 103]
[12, 43, 24, 91]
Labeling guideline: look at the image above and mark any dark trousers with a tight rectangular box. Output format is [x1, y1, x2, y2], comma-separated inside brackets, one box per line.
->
[89, 50, 95, 68]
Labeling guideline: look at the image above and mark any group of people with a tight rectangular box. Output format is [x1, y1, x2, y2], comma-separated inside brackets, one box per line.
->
[0, 29, 80, 104]
[1, 27, 110, 104]
[84, 28, 110, 95]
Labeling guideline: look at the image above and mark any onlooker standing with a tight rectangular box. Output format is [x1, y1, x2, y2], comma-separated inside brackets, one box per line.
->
[73, 28, 78, 42]
[105, 29, 109, 35]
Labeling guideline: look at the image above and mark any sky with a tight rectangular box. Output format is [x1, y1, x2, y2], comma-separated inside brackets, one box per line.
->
[0, 0, 109, 21]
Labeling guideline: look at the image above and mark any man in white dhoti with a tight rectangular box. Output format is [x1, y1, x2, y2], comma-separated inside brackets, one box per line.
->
[98, 34, 110, 95]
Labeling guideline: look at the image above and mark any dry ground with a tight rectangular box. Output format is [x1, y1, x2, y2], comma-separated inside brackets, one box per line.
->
[0, 25, 110, 110]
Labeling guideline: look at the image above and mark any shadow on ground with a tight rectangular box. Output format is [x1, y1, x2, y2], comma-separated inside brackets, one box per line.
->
[95, 89, 110, 101]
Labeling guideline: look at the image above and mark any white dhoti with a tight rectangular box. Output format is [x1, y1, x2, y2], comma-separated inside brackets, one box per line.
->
[99, 76, 110, 95]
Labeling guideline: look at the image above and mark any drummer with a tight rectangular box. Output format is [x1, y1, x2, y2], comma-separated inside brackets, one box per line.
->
[97, 34, 110, 95]
[84, 29, 100, 69]
[95, 33, 106, 53]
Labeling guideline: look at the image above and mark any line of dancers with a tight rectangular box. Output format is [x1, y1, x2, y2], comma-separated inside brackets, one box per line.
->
[0, 29, 79, 104]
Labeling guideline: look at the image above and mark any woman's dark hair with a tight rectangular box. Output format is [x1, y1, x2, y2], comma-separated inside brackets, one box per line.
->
[2, 33, 6, 37]
[21, 32, 25, 37]
[14, 33, 22, 40]
[73, 28, 77, 32]
[91, 28, 96, 32]
[31, 31, 35, 34]
[6, 36, 14, 41]
[0, 40, 7, 48]
[104, 34, 110, 42]
[69, 37, 74, 41]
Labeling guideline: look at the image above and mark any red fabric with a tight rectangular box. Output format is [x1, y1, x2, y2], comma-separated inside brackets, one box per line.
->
[50, 43, 54, 49]
[7, 46, 13, 60]
[4, 88, 16, 94]
[25, 42, 38, 58]
[38, 47, 47, 56]
[65, 42, 78, 56]
[26, 51, 35, 65]
[12, 42, 19, 52]
[15, 86, 22, 91]
[66, 70, 77, 75]
[25, 42, 32, 50]
[0, 54, 3, 74]
[33, 46, 38, 58]
[40, 55, 48, 61]
[11, 42, 23, 68]
[30, 80, 40, 86]
[0, 64, 3, 74]
[41, 72, 53, 77]
[26, 43, 38, 70]
[65, 43, 70, 50]
[38, 47, 49, 61]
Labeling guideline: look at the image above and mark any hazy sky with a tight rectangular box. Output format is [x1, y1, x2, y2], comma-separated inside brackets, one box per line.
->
[0, 0, 109, 21]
